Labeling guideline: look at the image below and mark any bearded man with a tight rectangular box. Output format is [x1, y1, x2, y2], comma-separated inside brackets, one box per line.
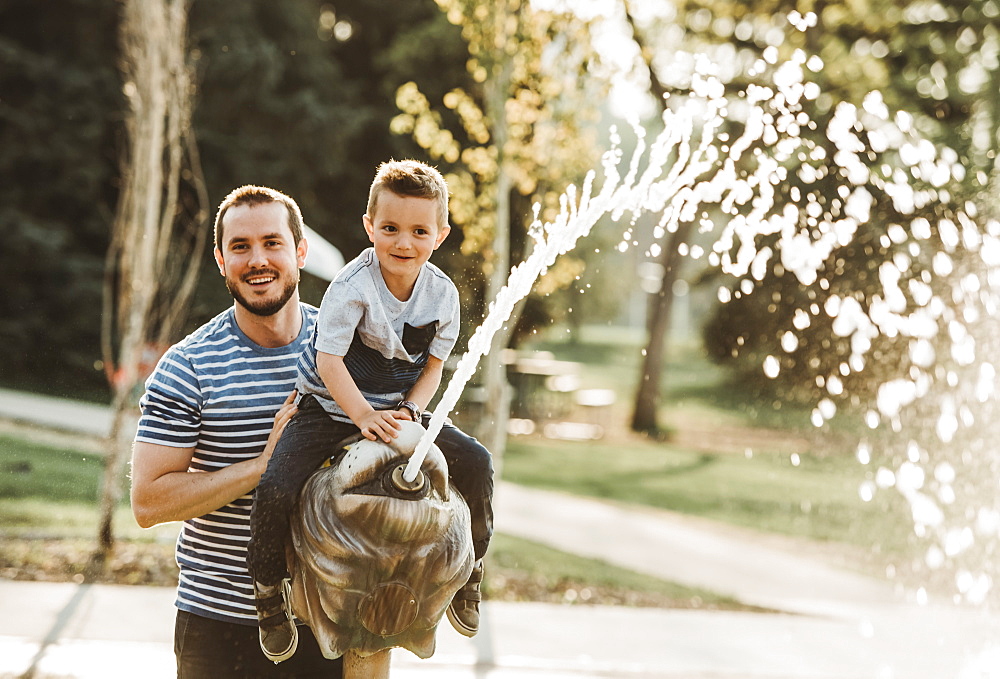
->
[130, 186, 343, 678]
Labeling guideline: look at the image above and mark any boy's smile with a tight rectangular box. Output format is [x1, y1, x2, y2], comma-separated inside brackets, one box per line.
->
[364, 191, 450, 301]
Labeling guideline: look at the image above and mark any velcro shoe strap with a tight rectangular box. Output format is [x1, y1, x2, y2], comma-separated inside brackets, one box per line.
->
[455, 589, 482, 602]
[256, 591, 284, 612]
[259, 609, 291, 629]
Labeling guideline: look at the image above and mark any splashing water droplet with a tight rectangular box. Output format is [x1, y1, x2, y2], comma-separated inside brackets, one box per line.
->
[763, 355, 780, 378]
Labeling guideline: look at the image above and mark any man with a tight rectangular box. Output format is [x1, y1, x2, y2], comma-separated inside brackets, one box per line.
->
[130, 185, 343, 677]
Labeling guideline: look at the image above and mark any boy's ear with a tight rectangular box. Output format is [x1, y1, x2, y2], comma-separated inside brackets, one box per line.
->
[363, 214, 375, 242]
[434, 224, 451, 250]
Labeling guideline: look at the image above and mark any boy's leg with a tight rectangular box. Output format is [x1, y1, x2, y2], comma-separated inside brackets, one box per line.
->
[432, 420, 494, 637]
[247, 396, 357, 662]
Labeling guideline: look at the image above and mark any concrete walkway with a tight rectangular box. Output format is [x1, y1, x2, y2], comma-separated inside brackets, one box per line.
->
[2, 389, 999, 677]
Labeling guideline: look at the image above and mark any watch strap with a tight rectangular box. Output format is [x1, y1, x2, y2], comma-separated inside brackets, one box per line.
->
[396, 400, 421, 422]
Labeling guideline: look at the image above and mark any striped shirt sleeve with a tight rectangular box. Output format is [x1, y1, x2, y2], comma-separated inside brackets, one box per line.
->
[136, 347, 203, 448]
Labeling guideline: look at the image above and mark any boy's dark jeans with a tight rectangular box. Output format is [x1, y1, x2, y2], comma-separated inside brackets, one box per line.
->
[248, 395, 494, 587]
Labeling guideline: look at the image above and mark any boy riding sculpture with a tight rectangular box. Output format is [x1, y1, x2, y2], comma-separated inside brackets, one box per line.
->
[247, 160, 495, 663]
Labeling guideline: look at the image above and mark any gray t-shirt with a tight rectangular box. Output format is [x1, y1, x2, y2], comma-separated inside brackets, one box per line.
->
[296, 247, 460, 421]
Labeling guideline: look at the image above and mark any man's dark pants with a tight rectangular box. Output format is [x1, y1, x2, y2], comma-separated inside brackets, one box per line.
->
[247, 395, 494, 587]
[175, 610, 343, 678]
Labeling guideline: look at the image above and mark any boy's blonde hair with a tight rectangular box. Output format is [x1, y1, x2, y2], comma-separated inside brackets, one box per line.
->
[366, 160, 449, 231]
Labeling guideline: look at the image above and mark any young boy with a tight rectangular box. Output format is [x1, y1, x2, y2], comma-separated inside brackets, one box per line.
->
[247, 160, 493, 663]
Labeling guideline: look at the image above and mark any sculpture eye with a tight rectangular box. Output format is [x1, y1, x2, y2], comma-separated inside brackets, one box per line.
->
[347, 458, 430, 500]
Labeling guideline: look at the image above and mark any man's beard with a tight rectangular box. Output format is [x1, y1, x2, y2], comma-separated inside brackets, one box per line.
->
[225, 270, 298, 317]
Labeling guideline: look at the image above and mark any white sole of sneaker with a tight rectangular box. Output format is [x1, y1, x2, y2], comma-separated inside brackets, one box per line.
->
[446, 604, 478, 638]
[260, 580, 299, 663]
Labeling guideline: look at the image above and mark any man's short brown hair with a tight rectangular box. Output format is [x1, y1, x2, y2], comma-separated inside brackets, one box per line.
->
[366, 160, 449, 231]
[214, 185, 304, 250]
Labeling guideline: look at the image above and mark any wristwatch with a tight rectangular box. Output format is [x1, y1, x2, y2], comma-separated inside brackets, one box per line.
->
[396, 400, 422, 422]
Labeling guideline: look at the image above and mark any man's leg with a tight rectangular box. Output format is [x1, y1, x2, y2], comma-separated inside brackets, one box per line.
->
[432, 420, 494, 637]
[175, 610, 344, 678]
[247, 397, 357, 662]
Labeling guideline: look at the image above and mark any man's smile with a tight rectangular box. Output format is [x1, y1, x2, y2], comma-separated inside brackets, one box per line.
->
[244, 271, 278, 286]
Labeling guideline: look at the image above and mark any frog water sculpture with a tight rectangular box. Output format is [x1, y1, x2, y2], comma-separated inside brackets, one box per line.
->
[286, 420, 474, 672]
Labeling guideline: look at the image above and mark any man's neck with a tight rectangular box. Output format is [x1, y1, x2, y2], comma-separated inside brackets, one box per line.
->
[233, 297, 303, 348]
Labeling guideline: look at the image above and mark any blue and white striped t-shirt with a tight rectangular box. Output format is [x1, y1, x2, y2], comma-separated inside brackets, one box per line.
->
[135, 303, 317, 624]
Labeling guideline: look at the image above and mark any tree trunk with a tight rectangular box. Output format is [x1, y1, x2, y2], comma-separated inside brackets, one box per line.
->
[623, 0, 687, 434]
[96, 0, 204, 562]
[476, 31, 516, 463]
[630, 221, 692, 433]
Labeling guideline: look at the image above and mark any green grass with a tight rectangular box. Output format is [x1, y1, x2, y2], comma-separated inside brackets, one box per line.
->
[0, 432, 720, 604]
[0, 435, 106, 502]
[0, 435, 174, 542]
[485, 533, 750, 609]
[513, 326, 912, 556]
[503, 436, 908, 553]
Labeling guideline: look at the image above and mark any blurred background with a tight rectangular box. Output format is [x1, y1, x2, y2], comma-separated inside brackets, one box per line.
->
[2, 0, 1000, 674]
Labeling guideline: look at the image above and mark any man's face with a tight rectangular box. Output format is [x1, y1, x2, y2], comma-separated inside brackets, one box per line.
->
[214, 201, 307, 316]
[363, 192, 449, 290]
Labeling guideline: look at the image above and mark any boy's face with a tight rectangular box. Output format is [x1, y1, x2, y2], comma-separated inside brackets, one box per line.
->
[364, 191, 450, 287]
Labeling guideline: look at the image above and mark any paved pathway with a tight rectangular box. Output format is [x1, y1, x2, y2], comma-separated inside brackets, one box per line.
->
[0, 387, 112, 438]
[2, 578, 997, 679]
[2, 389, 999, 677]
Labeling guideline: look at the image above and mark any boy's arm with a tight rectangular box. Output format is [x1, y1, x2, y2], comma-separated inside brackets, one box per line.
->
[316, 351, 402, 442]
[399, 355, 445, 420]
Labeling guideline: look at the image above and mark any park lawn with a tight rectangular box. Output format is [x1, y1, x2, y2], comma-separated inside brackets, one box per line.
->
[0, 434, 174, 541]
[0, 433, 742, 608]
[513, 328, 912, 558]
[503, 435, 909, 555]
[484, 533, 753, 610]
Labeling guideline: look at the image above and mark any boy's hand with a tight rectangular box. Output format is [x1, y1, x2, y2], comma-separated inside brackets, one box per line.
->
[357, 410, 402, 443]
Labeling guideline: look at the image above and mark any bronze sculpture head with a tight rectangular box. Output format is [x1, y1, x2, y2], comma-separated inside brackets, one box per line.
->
[287, 421, 474, 660]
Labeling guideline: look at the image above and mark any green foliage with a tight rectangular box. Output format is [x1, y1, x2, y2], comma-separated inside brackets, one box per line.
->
[185, 0, 472, 321]
[391, 0, 609, 342]
[0, 0, 123, 399]
[642, 0, 1000, 407]
[1, 0, 472, 395]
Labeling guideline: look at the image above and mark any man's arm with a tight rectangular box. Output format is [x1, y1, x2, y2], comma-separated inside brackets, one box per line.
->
[316, 351, 401, 443]
[130, 391, 297, 528]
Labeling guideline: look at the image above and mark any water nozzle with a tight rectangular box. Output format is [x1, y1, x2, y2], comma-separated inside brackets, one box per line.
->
[390, 464, 425, 493]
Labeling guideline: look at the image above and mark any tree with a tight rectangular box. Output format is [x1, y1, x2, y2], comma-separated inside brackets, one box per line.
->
[622, 0, 697, 433]
[97, 0, 208, 560]
[391, 0, 605, 456]
[624, 0, 1000, 415]
[0, 0, 122, 401]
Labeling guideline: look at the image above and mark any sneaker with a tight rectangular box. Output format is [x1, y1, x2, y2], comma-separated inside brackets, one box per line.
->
[446, 560, 483, 637]
[254, 579, 298, 663]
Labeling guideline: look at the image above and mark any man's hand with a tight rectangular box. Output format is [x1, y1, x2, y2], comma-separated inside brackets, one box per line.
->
[356, 409, 402, 443]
